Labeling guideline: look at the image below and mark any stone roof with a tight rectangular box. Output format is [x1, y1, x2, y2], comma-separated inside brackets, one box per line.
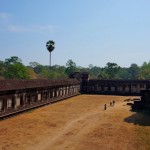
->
[89, 79, 150, 84]
[0, 79, 80, 92]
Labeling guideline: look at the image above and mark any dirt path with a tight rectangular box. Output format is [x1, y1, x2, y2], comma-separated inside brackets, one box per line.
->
[0, 95, 150, 150]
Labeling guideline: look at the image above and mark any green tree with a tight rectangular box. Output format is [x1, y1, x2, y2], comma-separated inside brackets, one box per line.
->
[46, 40, 55, 67]
[89, 65, 101, 78]
[29, 62, 44, 75]
[0, 61, 5, 79]
[0, 61, 5, 76]
[65, 60, 78, 76]
[4, 56, 22, 66]
[139, 62, 150, 79]
[3, 56, 29, 79]
[105, 62, 120, 79]
[97, 69, 109, 79]
[4, 63, 29, 79]
[27, 67, 37, 79]
[52, 65, 67, 78]
[116, 68, 130, 79]
[128, 63, 140, 79]
[29, 62, 41, 68]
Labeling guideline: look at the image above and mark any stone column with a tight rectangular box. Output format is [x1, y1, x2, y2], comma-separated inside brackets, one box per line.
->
[3, 98, 7, 112]
[14, 94, 18, 109]
[20, 93, 25, 106]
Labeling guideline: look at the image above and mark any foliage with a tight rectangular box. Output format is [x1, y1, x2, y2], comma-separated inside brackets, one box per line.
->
[0, 56, 150, 80]
[29, 64, 67, 79]
[88, 65, 101, 78]
[139, 62, 150, 79]
[0, 61, 5, 76]
[46, 40, 55, 52]
[3, 56, 29, 79]
[27, 67, 37, 79]
[97, 69, 109, 79]
[29, 62, 41, 68]
[128, 63, 140, 79]
[4, 63, 29, 79]
[65, 59, 79, 76]
[105, 62, 120, 79]
[4, 56, 22, 66]
[116, 68, 130, 79]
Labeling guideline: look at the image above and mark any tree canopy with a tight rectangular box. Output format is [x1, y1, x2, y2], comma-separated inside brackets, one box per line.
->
[65, 59, 79, 76]
[0, 56, 150, 80]
[46, 40, 55, 52]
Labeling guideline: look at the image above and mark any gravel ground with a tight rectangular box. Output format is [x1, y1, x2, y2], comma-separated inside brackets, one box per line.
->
[0, 94, 150, 150]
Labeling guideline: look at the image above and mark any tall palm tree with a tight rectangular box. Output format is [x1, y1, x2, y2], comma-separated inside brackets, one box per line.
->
[46, 40, 55, 67]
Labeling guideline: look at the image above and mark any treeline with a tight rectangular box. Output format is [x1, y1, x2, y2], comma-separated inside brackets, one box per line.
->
[0, 56, 150, 80]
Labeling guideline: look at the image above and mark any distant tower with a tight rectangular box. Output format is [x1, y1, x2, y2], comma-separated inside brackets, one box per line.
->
[81, 72, 89, 93]
[46, 40, 55, 67]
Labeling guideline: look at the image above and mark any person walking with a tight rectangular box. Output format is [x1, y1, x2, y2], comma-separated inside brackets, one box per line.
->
[110, 102, 112, 106]
[104, 104, 107, 110]
[113, 100, 115, 106]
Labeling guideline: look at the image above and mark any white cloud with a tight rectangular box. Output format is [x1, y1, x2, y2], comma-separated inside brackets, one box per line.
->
[0, 12, 57, 34]
[35, 25, 57, 33]
[0, 24, 57, 34]
[8, 25, 29, 32]
[0, 12, 12, 20]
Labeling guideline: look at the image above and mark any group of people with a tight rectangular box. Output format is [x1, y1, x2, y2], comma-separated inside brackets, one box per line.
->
[104, 100, 115, 110]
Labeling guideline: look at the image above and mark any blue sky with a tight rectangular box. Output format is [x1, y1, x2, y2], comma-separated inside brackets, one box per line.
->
[0, 0, 150, 67]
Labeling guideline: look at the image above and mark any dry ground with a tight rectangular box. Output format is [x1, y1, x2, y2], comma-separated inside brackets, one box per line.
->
[0, 95, 150, 150]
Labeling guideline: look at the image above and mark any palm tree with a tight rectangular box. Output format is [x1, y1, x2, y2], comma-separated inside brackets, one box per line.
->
[46, 40, 55, 67]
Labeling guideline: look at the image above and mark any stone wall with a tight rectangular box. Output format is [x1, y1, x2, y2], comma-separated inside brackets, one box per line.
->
[81, 79, 150, 96]
[0, 79, 80, 118]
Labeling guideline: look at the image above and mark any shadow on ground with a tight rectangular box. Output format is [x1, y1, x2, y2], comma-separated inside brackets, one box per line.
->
[124, 110, 150, 126]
